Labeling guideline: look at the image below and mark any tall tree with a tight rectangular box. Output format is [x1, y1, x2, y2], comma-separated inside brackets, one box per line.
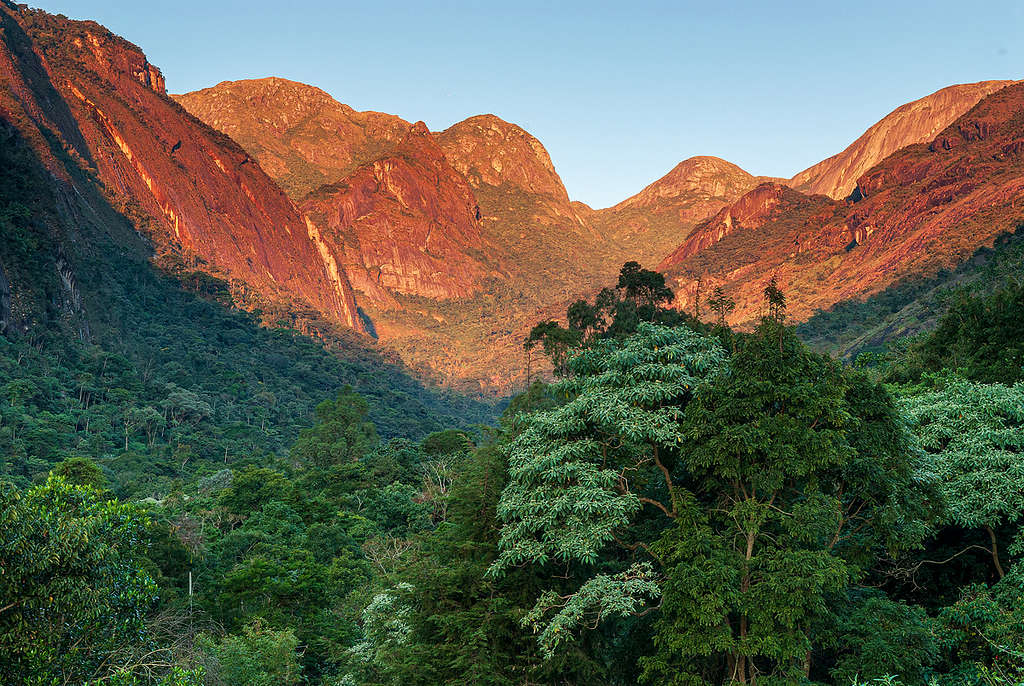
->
[0, 476, 159, 685]
[641, 321, 929, 685]
[491, 322, 727, 655]
[901, 376, 1024, 580]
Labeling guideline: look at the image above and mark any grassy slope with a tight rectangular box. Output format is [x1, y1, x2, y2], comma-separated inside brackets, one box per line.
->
[797, 225, 1024, 358]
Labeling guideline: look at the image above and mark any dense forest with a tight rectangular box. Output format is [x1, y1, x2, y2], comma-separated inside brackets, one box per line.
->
[3, 243, 1023, 685]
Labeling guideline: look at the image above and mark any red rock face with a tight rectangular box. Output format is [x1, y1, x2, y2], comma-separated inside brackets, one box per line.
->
[302, 122, 489, 303]
[659, 183, 818, 266]
[435, 114, 569, 199]
[613, 156, 759, 214]
[589, 156, 773, 268]
[789, 81, 1017, 199]
[661, 82, 1024, 327]
[177, 81, 501, 305]
[2, 6, 365, 333]
[174, 78, 411, 197]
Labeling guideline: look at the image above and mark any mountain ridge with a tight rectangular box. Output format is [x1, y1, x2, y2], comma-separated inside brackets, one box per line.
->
[658, 81, 1024, 331]
[788, 80, 1017, 199]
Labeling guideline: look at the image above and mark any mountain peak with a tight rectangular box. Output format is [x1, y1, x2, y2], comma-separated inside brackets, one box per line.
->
[610, 155, 755, 212]
[435, 114, 567, 198]
[174, 79, 411, 197]
[789, 79, 1018, 199]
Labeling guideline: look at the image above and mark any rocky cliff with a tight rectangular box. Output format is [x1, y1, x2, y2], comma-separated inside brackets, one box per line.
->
[788, 80, 1016, 199]
[178, 82, 618, 390]
[174, 77, 411, 198]
[659, 182, 822, 265]
[660, 82, 1024, 328]
[2, 6, 366, 334]
[301, 122, 490, 304]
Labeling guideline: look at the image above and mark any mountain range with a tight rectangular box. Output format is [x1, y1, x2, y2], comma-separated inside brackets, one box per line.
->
[2, 2, 1019, 395]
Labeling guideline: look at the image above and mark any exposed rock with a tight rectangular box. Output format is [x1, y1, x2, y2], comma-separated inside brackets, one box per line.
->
[435, 114, 569, 199]
[302, 122, 489, 303]
[2, 6, 366, 333]
[590, 156, 770, 267]
[789, 81, 1017, 199]
[174, 78, 411, 198]
[661, 83, 1024, 328]
[659, 183, 819, 266]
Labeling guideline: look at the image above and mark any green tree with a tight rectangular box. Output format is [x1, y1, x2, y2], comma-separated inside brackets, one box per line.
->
[198, 621, 301, 686]
[0, 476, 157, 685]
[51, 456, 108, 489]
[706, 286, 736, 326]
[641, 321, 929, 685]
[290, 387, 378, 469]
[491, 323, 727, 654]
[901, 376, 1024, 580]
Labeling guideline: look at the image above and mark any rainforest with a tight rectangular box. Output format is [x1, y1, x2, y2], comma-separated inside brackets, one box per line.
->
[1, 1, 1023, 685]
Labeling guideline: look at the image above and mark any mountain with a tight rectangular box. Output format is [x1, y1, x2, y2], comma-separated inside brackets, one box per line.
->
[176, 73, 1024, 391]
[788, 80, 1016, 199]
[177, 80, 624, 391]
[1, 6, 369, 335]
[173, 77, 411, 197]
[583, 83, 1010, 270]
[300, 121, 491, 305]
[0, 4, 493, 442]
[659, 81, 1024, 329]
[592, 156, 780, 265]
[660, 182, 827, 264]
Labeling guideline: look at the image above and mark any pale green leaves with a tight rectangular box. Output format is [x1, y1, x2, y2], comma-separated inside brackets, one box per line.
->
[902, 377, 1024, 531]
[523, 562, 662, 658]
[491, 324, 726, 575]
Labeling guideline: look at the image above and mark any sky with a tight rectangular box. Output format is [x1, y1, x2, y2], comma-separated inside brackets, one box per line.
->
[38, 0, 1023, 208]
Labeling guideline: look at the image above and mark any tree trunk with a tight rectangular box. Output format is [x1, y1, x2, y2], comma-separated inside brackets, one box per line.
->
[985, 524, 1006, 579]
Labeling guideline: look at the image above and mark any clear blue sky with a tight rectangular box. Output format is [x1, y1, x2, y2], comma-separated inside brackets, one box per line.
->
[39, 0, 1022, 208]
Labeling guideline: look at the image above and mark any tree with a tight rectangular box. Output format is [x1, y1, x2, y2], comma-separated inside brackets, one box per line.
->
[524, 263, 692, 376]
[51, 455, 108, 489]
[617, 261, 674, 308]
[640, 322, 928, 685]
[290, 387, 378, 469]
[197, 621, 301, 686]
[0, 476, 158, 685]
[493, 308, 929, 684]
[706, 286, 736, 326]
[763, 276, 787, 323]
[901, 376, 1024, 580]
[524, 320, 581, 377]
[903, 282, 1024, 384]
[491, 323, 727, 654]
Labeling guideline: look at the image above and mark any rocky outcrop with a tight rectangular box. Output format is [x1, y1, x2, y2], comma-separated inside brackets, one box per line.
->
[661, 83, 1024, 327]
[175, 84, 615, 391]
[435, 114, 569, 199]
[302, 122, 489, 303]
[659, 183, 819, 266]
[174, 78, 411, 198]
[177, 81, 502, 304]
[612, 156, 758, 214]
[789, 81, 1016, 199]
[3, 6, 366, 333]
[590, 156, 771, 267]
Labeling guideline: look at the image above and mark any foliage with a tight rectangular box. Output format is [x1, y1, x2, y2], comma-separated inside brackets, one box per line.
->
[494, 322, 726, 574]
[197, 622, 302, 686]
[901, 376, 1024, 580]
[798, 226, 1024, 368]
[895, 282, 1024, 384]
[524, 262, 699, 375]
[0, 476, 156, 685]
[640, 321, 930, 685]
